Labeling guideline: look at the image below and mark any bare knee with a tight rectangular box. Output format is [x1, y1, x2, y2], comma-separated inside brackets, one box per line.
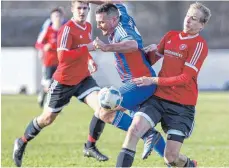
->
[37, 111, 58, 128]
[98, 108, 115, 123]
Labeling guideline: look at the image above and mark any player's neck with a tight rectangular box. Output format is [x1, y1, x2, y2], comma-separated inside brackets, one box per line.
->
[72, 18, 86, 26]
[182, 31, 199, 37]
[52, 24, 61, 31]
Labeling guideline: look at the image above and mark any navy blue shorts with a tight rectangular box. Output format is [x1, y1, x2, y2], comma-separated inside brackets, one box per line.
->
[137, 95, 195, 138]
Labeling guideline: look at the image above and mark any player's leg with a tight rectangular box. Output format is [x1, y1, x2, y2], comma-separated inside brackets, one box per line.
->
[13, 80, 75, 167]
[38, 65, 47, 108]
[116, 96, 163, 167]
[38, 65, 57, 108]
[72, 76, 108, 161]
[161, 100, 197, 167]
[111, 81, 165, 158]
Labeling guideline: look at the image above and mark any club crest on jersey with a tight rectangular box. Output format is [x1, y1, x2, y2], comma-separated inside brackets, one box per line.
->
[179, 44, 187, 50]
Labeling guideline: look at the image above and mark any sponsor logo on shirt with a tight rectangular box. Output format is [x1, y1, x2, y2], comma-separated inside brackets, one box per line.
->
[164, 49, 183, 58]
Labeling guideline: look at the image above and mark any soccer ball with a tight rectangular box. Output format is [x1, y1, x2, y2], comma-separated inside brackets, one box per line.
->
[98, 86, 123, 110]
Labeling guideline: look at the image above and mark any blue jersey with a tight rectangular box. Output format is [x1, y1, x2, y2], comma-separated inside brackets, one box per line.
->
[108, 4, 156, 82]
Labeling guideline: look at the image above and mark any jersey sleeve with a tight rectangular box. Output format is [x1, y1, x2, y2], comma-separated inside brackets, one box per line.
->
[184, 41, 208, 75]
[57, 25, 89, 62]
[35, 29, 48, 50]
[57, 25, 72, 50]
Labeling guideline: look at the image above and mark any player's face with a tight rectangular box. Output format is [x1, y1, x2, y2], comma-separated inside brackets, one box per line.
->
[183, 8, 204, 34]
[96, 13, 117, 36]
[50, 11, 62, 26]
[71, 2, 89, 23]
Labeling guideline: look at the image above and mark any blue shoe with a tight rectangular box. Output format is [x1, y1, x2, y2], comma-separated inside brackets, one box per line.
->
[142, 130, 161, 160]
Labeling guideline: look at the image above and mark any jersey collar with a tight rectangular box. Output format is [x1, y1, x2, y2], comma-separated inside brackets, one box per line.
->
[71, 18, 87, 31]
[179, 32, 199, 40]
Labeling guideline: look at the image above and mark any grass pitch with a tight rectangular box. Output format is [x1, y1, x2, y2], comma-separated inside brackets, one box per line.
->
[1, 92, 229, 167]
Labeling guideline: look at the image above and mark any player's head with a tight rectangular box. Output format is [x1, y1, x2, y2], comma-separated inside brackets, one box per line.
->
[71, 0, 90, 23]
[95, 3, 120, 36]
[183, 2, 211, 34]
[50, 7, 64, 26]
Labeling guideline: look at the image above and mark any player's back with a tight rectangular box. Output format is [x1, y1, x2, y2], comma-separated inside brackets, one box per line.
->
[53, 19, 92, 85]
[110, 4, 156, 82]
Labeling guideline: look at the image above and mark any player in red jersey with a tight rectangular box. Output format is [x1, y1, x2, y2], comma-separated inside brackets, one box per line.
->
[12, 1, 108, 167]
[116, 2, 211, 167]
[35, 7, 63, 108]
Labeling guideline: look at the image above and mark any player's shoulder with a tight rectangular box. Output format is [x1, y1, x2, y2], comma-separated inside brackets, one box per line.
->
[85, 21, 92, 30]
[197, 35, 207, 44]
[165, 30, 181, 37]
[59, 20, 73, 32]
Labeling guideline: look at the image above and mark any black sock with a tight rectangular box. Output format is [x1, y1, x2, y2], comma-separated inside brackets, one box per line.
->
[86, 115, 105, 148]
[116, 148, 135, 167]
[22, 118, 42, 142]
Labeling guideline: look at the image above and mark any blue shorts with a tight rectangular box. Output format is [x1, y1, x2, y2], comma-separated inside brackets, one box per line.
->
[118, 80, 156, 111]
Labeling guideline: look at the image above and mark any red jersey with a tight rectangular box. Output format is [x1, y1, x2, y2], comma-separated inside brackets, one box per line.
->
[35, 26, 59, 66]
[155, 31, 208, 105]
[53, 19, 92, 85]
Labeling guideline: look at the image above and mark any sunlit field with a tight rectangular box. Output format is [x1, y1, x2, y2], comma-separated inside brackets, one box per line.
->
[1, 92, 229, 167]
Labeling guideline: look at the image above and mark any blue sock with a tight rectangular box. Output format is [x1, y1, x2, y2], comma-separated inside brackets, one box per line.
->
[112, 111, 132, 131]
[153, 132, 166, 157]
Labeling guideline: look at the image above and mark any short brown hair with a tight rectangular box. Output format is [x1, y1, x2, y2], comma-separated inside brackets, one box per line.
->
[190, 2, 211, 24]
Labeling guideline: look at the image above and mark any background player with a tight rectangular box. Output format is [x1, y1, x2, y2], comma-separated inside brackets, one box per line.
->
[13, 1, 106, 167]
[83, 1, 166, 161]
[35, 7, 63, 108]
[116, 2, 211, 167]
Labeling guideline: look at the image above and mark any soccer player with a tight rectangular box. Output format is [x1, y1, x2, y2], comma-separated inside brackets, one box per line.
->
[12, 1, 106, 167]
[117, 2, 211, 167]
[83, 1, 165, 161]
[35, 7, 63, 108]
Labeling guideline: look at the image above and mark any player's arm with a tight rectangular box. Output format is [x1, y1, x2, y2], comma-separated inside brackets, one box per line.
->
[133, 41, 208, 87]
[144, 44, 164, 65]
[35, 29, 48, 50]
[57, 26, 94, 62]
[94, 36, 137, 53]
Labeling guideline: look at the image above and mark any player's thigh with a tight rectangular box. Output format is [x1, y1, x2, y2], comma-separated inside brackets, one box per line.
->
[45, 80, 76, 113]
[135, 95, 164, 128]
[161, 100, 196, 138]
[119, 80, 157, 110]
[73, 76, 101, 109]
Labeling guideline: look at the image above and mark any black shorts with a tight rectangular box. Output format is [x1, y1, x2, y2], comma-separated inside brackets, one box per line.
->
[138, 95, 195, 138]
[45, 76, 100, 113]
[41, 65, 57, 87]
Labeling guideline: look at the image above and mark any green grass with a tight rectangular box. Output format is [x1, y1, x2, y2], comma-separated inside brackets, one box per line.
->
[1, 92, 229, 167]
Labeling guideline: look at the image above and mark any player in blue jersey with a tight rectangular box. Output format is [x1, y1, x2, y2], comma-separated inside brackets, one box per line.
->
[83, 1, 166, 162]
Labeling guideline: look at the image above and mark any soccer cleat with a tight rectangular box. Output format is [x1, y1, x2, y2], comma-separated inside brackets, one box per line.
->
[13, 138, 27, 167]
[189, 160, 198, 167]
[142, 130, 161, 160]
[83, 144, 109, 161]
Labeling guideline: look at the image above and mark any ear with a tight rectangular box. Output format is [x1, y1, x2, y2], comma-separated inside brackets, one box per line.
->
[71, 6, 74, 13]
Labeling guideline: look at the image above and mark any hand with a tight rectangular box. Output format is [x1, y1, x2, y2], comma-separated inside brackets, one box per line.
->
[43, 43, 51, 52]
[86, 42, 96, 51]
[143, 44, 157, 53]
[132, 76, 158, 87]
[88, 59, 98, 74]
[93, 37, 108, 52]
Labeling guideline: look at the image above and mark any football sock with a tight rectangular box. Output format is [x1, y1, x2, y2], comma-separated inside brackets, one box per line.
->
[21, 118, 42, 143]
[112, 112, 165, 157]
[86, 115, 105, 148]
[116, 148, 135, 167]
[112, 111, 132, 131]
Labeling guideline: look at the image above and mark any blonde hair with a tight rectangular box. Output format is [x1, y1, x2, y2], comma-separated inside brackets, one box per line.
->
[190, 2, 211, 24]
